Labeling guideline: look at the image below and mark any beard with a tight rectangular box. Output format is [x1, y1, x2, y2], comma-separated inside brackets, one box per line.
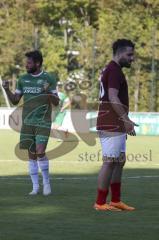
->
[26, 66, 37, 74]
[119, 59, 132, 68]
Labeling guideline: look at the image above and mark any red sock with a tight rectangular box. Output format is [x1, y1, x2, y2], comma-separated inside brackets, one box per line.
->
[96, 188, 109, 205]
[111, 182, 121, 202]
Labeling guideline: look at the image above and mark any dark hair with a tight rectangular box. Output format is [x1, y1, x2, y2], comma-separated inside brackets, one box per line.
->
[112, 39, 135, 55]
[25, 50, 43, 66]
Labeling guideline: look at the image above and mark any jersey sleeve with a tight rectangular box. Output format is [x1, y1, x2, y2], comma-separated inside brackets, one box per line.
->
[107, 68, 122, 90]
[15, 77, 23, 95]
[47, 74, 58, 96]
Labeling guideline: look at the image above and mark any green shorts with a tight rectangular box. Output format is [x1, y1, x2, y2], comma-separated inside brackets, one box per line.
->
[20, 124, 51, 151]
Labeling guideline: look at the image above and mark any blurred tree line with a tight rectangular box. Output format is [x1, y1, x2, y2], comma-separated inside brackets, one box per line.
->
[0, 0, 159, 111]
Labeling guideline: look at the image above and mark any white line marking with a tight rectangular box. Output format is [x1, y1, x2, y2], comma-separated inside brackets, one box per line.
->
[0, 159, 158, 165]
[0, 175, 159, 181]
[124, 175, 159, 179]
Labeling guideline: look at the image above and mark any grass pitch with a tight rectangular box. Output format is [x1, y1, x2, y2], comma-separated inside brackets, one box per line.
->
[0, 130, 159, 240]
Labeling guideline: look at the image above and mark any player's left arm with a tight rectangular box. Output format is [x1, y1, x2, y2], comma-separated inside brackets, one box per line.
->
[45, 75, 59, 106]
[49, 91, 59, 106]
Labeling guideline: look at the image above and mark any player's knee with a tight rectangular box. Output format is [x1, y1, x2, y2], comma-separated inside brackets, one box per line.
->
[102, 156, 114, 167]
[36, 144, 47, 158]
[28, 151, 37, 160]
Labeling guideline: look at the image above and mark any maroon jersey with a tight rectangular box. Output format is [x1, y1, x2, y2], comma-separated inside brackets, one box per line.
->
[97, 61, 129, 132]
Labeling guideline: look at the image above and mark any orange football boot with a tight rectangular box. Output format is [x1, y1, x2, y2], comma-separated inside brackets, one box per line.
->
[94, 203, 121, 211]
[109, 201, 135, 211]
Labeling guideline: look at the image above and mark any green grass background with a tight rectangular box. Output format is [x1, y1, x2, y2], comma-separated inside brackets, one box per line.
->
[0, 130, 159, 240]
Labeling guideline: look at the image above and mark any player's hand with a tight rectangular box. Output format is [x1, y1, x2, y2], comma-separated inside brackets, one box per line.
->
[124, 119, 139, 136]
[2, 80, 9, 91]
[43, 83, 50, 93]
[128, 129, 136, 136]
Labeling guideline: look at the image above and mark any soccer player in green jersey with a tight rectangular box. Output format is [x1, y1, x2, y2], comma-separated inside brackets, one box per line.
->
[2, 50, 59, 195]
[53, 82, 71, 139]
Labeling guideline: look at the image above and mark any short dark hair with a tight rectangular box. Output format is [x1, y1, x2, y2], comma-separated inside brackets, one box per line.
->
[112, 39, 135, 55]
[25, 50, 43, 66]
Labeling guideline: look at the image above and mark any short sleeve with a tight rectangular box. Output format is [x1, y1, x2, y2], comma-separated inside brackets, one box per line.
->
[15, 77, 23, 95]
[47, 74, 58, 95]
[107, 68, 123, 90]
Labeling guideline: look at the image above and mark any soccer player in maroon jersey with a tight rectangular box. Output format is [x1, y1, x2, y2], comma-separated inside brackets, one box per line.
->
[94, 39, 138, 211]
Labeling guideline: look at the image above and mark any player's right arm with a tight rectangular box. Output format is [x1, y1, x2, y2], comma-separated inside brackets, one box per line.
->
[108, 88, 138, 135]
[100, 67, 138, 135]
[2, 80, 22, 105]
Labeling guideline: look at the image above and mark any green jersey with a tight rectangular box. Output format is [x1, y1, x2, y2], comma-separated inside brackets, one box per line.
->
[58, 92, 68, 108]
[16, 71, 57, 127]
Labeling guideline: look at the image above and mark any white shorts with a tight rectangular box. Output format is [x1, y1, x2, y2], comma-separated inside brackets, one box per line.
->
[98, 131, 126, 158]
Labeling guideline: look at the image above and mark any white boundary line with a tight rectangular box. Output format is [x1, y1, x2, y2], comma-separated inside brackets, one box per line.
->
[0, 159, 158, 164]
[0, 175, 159, 181]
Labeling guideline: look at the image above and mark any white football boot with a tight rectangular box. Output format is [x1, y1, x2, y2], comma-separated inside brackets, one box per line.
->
[29, 185, 39, 195]
[43, 183, 51, 196]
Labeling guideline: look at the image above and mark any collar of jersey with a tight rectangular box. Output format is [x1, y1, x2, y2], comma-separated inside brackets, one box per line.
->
[30, 70, 43, 77]
[112, 60, 121, 68]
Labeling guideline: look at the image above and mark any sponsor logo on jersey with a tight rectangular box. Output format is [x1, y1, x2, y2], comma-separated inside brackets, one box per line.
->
[23, 87, 42, 94]
[37, 79, 44, 85]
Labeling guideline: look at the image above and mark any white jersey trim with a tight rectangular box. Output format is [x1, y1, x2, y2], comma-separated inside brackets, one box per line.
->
[31, 70, 44, 77]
